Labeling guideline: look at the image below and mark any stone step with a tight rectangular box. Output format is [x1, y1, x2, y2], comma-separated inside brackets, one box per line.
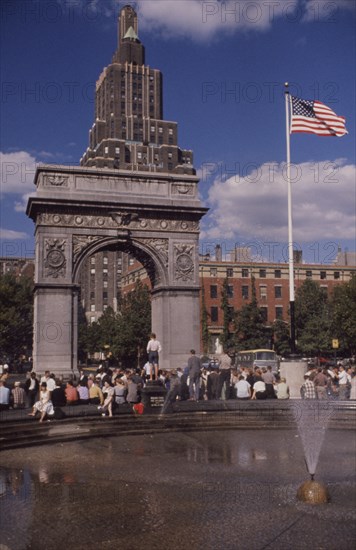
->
[1, 408, 355, 451]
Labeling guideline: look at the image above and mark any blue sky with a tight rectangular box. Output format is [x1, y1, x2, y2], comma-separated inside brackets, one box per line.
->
[1, 0, 355, 264]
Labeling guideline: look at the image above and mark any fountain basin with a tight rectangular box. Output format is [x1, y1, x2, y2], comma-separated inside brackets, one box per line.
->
[297, 479, 330, 504]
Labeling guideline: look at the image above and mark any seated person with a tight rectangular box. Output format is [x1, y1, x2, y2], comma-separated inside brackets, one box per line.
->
[65, 381, 79, 405]
[28, 382, 54, 422]
[51, 380, 66, 407]
[78, 381, 89, 404]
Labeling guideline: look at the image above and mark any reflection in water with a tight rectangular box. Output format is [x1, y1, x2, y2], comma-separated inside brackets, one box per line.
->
[0, 431, 353, 549]
[186, 441, 232, 465]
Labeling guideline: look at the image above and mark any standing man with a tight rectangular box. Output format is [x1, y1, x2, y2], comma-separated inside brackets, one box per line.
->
[187, 349, 201, 401]
[218, 350, 232, 400]
[314, 368, 328, 400]
[146, 333, 162, 381]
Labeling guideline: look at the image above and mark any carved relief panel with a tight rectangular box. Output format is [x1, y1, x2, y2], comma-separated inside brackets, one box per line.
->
[44, 238, 67, 278]
[173, 243, 195, 282]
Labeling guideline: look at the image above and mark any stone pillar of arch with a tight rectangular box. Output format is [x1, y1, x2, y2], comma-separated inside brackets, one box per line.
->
[27, 165, 207, 378]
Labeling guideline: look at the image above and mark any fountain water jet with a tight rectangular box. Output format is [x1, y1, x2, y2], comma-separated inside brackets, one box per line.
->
[291, 400, 335, 504]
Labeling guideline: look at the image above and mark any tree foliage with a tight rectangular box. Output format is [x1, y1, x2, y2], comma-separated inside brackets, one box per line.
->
[0, 274, 33, 360]
[331, 275, 356, 355]
[220, 278, 233, 350]
[78, 281, 151, 367]
[271, 319, 291, 356]
[234, 276, 271, 351]
[295, 279, 331, 355]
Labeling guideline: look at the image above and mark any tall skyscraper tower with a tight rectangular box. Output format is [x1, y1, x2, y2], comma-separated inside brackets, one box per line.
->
[80, 5, 194, 174]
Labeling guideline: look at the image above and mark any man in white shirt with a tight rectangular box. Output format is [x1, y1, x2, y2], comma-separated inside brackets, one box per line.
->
[146, 333, 162, 381]
[338, 366, 350, 400]
[235, 375, 251, 399]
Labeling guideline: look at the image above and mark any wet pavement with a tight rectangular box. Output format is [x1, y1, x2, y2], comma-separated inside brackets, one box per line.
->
[0, 429, 355, 550]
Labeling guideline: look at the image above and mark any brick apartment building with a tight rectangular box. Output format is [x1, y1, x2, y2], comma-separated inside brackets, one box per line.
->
[118, 247, 356, 351]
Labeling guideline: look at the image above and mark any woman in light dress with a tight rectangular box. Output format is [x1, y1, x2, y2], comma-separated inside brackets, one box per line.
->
[28, 382, 54, 422]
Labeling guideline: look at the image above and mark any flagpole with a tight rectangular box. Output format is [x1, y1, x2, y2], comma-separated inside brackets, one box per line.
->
[285, 83, 296, 354]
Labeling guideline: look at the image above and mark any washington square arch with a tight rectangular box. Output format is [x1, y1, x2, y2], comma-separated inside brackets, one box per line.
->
[26, 6, 207, 377]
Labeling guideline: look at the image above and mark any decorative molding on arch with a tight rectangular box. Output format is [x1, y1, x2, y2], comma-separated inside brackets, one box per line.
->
[72, 235, 103, 264]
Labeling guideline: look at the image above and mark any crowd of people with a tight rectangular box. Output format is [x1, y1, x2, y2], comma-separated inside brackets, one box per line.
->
[0, 349, 355, 422]
[300, 363, 355, 400]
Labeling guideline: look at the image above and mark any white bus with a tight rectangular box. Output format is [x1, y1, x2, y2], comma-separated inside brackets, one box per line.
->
[235, 349, 279, 373]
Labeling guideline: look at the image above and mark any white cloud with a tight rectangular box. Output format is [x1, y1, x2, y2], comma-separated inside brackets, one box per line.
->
[54, 1, 354, 40]
[136, 0, 300, 40]
[0, 151, 38, 195]
[0, 228, 29, 240]
[201, 159, 356, 242]
[14, 192, 36, 213]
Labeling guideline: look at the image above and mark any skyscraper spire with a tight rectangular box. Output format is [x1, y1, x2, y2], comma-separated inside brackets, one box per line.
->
[80, 6, 194, 174]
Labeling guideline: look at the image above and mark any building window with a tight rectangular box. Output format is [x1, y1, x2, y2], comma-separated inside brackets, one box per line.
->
[90, 316, 96, 323]
[90, 304, 95, 312]
[227, 267, 233, 277]
[103, 257, 108, 265]
[227, 306, 234, 321]
[274, 286, 282, 298]
[210, 268, 217, 277]
[242, 285, 249, 299]
[275, 306, 283, 320]
[115, 147, 120, 155]
[260, 307, 268, 322]
[103, 292, 108, 300]
[210, 285, 218, 299]
[275, 269, 281, 278]
[306, 270, 312, 278]
[90, 268, 95, 275]
[103, 305, 108, 311]
[227, 285, 234, 298]
[210, 306, 218, 322]
[259, 285, 267, 299]
[90, 292, 95, 300]
[103, 268, 108, 274]
[103, 281, 108, 288]
[104, 146, 109, 154]
[334, 271, 340, 280]
[320, 271, 327, 280]
[259, 269, 266, 278]
[242, 268, 249, 278]
[90, 257, 95, 265]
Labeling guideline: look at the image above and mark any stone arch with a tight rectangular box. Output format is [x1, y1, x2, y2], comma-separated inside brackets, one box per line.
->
[27, 165, 207, 376]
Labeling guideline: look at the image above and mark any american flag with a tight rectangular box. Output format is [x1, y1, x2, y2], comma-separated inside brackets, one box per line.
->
[290, 96, 348, 137]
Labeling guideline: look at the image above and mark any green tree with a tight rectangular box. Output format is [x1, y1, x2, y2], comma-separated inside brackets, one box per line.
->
[114, 280, 152, 367]
[234, 276, 270, 351]
[331, 276, 356, 355]
[272, 319, 291, 356]
[220, 278, 233, 350]
[294, 279, 331, 356]
[0, 274, 33, 361]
